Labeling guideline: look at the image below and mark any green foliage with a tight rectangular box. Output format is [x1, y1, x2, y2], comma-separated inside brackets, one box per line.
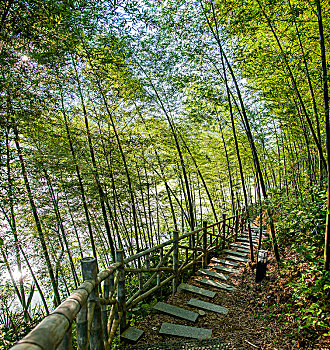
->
[267, 186, 327, 247]
[0, 311, 43, 349]
[264, 186, 330, 338]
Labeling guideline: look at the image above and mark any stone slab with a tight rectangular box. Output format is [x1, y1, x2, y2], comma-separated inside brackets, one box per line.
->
[188, 298, 228, 315]
[178, 283, 216, 298]
[198, 268, 228, 281]
[200, 278, 235, 292]
[211, 258, 239, 267]
[239, 242, 257, 249]
[121, 327, 144, 343]
[213, 264, 239, 274]
[230, 243, 248, 249]
[240, 235, 258, 242]
[237, 236, 257, 242]
[237, 238, 257, 245]
[237, 248, 251, 254]
[153, 302, 198, 322]
[225, 255, 248, 263]
[222, 249, 248, 257]
[159, 322, 212, 339]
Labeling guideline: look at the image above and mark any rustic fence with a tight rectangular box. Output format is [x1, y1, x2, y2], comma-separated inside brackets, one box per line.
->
[10, 210, 245, 350]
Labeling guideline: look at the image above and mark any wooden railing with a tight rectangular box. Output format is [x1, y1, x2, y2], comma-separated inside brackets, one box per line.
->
[10, 210, 245, 350]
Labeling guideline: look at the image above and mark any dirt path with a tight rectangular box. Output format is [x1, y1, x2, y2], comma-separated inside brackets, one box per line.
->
[130, 251, 297, 350]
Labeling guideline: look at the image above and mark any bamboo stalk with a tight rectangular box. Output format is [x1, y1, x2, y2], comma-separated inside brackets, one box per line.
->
[157, 247, 163, 286]
[56, 325, 72, 350]
[116, 250, 126, 333]
[106, 305, 116, 341]
[102, 275, 110, 344]
[172, 231, 179, 294]
[76, 303, 88, 350]
[81, 257, 105, 350]
[203, 221, 207, 268]
[126, 246, 174, 307]
[129, 275, 175, 308]
[177, 245, 204, 252]
[96, 263, 121, 284]
[123, 221, 228, 264]
[11, 314, 70, 350]
[107, 311, 122, 345]
[99, 298, 118, 305]
[222, 214, 226, 248]
[124, 267, 173, 273]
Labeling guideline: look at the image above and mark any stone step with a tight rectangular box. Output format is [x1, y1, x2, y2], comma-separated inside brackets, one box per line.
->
[178, 283, 216, 298]
[200, 278, 235, 292]
[197, 268, 228, 281]
[159, 322, 212, 340]
[240, 243, 257, 250]
[211, 257, 239, 267]
[237, 238, 257, 245]
[235, 244, 253, 250]
[121, 327, 144, 343]
[240, 235, 258, 241]
[188, 298, 228, 315]
[230, 243, 249, 249]
[222, 249, 248, 257]
[241, 234, 258, 239]
[225, 255, 248, 263]
[243, 230, 259, 234]
[237, 247, 251, 254]
[153, 302, 199, 322]
[213, 264, 239, 274]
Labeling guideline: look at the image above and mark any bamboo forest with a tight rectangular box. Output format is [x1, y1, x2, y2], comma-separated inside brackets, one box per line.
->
[1, 0, 330, 349]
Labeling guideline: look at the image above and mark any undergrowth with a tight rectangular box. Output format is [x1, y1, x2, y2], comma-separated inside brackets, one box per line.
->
[262, 186, 330, 343]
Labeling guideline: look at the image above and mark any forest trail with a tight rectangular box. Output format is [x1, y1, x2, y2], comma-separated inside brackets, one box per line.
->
[118, 226, 266, 350]
[11, 215, 278, 350]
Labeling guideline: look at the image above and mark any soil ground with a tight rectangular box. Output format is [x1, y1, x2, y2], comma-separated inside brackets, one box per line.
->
[128, 248, 329, 350]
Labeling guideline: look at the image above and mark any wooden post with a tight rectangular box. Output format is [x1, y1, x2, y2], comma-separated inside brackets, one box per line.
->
[116, 250, 126, 334]
[248, 222, 255, 262]
[234, 209, 239, 242]
[216, 223, 220, 247]
[172, 230, 179, 294]
[146, 253, 150, 270]
[109, 273, 114, 295]
[57, 325, 72, 350]
[192, 231, 196, 271]
[81, 257, 105, 350]
[138, 254, 143, 293]
[102, 276, 110, 343]
[202, 221, 208, 268]
[157, 247, 163, 286]
[258, 206, 263, 250]
[240, 211, 244, 234]
[76, 300, 87, 350]
[222, 214, 226, 248]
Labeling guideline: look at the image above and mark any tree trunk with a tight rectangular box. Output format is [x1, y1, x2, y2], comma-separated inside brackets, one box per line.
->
[13, 126, 61, 307]
[315, 0, 330, 271]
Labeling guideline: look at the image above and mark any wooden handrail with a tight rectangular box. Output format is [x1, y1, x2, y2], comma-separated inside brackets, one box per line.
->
[10, 212, 245, 350]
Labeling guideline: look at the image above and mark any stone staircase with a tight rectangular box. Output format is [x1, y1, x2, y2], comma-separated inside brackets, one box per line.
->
[119, 225, 266, 349]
